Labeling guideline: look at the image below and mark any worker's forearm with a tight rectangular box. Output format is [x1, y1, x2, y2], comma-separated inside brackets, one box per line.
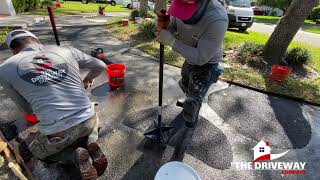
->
[83, 70, 103, 82]
[102, 58, 114, 65]
[172, 40, 208, 66]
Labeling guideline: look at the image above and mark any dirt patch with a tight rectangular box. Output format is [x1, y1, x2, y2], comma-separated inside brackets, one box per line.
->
[290, 65, 319, 80]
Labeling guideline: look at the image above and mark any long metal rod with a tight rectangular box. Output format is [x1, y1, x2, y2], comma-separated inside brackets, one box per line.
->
[47, 6, 60, 46]
[159, 44, 164, 108]
[143, 9, 173, 142]
[157, 44, 165, 141]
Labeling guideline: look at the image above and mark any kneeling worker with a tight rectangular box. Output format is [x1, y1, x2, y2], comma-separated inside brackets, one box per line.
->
[0, 30, 108, 179]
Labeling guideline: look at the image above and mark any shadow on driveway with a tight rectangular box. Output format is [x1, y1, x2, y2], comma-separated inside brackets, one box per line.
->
[208, 86, 311, 149]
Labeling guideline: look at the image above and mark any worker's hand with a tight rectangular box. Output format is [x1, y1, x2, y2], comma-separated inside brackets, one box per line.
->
[83, 79, 94, 89]
[97, 52, 106, 61]
[158, 30, 175, 46]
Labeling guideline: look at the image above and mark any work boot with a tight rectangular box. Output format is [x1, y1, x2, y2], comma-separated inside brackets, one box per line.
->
[183, 97, 200, 128]
[76, 147, 98, 180]
[87, 142, 108, 176]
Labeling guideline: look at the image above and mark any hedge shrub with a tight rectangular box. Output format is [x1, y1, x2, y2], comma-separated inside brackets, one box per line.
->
[238, 42, 265, 63]
[130, 9, 155, 20]
[40, 0, 53, 8]
[12, 0, 42, 13]
[130, 9, 140, 20]
[286, 47, 311, 68]
[310, 6, 320, 21]
[138, 20, 156, 39]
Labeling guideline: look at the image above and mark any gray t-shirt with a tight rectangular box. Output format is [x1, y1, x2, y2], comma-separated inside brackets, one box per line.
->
[169, 0, 228, 66]
[0, 44, 106, 135]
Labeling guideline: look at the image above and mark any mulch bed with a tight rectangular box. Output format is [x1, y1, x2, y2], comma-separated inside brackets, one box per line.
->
[225, 49, 319, 80]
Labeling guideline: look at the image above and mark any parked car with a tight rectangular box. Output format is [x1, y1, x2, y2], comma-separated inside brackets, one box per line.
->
[252, 6, 264, 15]
[81, 0, 118, 6]
[123, 0, 155, 10]
[222, 0, 254, 31]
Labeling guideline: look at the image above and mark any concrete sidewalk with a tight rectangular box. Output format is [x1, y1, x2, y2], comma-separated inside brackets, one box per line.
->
[0, 18, 319, 180]
[0, 15, 47, 29]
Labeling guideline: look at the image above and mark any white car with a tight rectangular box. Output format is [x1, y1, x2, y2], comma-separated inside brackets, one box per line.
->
[222, 0, 254, 31]
[123, 0, 155, 10]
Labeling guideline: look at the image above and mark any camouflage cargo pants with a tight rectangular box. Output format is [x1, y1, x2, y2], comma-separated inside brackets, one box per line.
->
[180, 61, 220, 126]
[28, 113, 99, 160]
[180, 61, 220, 102]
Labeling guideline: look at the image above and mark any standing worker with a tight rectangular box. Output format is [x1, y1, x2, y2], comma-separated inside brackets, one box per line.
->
[0, 30, 109, 180]
[158, 0, 228, 127]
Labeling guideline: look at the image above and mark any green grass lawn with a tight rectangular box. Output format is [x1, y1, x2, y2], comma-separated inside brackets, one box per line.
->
[254, 16, 316, 26]
[225, 30, 320, 71]
[304, 28, 320, 34]
[254, 16, 281, 24]
[0, 32, 6, 44]
[25, 1, 130, 16]
[0, 29, 10, 44]
[107, 18, 320, 103]
[255, 16, 320, 34]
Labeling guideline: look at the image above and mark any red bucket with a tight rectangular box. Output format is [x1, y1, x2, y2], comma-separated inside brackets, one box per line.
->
[106, 64, 126, 88]
[24, 114, 39, 124]
[271, 65, 293, 81]
[55, 2, 61, 8]
[122, 19, 129, 26]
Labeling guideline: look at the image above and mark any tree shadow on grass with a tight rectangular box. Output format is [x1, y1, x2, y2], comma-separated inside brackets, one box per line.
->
[227, 29, 249, 34]
[208, 84, 312, 149]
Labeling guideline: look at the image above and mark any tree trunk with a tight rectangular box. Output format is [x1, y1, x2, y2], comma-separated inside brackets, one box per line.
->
[264, 0, 319, 65]
[140, 0, 148, 17]
[130, 0, 133, 9]
[155, 0, 166, 14]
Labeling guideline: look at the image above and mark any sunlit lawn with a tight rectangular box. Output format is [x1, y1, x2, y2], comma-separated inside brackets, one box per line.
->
[25, 1, 130, 16]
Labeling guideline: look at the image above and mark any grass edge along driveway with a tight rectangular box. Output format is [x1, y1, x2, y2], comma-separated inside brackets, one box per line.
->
[25, 1, 130, 16]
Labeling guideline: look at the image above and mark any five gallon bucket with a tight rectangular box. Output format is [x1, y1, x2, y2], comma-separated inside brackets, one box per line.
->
[271, 65, 292, 81]
[106, 64, 126, 88]
[155, 161, 201, 180]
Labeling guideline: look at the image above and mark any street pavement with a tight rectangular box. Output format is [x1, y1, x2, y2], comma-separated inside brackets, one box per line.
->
[0, 14, 319, 180]
[249, 22, 320, 47]
[0, 15, 47, 29]
[0, 12, 130, 29]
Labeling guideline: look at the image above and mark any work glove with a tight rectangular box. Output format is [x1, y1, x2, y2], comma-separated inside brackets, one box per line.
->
[159, 30, 176, 46]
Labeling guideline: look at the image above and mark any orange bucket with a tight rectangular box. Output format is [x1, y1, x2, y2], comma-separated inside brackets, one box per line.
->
[55, 2, 61, 8]
[106, 64, 126, 88]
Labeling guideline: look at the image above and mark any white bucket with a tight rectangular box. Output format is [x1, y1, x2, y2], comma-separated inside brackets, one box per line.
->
[155, 161, 201, 180]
